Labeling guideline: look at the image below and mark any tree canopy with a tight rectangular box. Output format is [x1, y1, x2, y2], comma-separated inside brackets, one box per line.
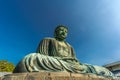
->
[0, 60, 15, 72]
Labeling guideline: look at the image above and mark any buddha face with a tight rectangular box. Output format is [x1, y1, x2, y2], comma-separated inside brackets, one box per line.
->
[54, 26, 68, 41]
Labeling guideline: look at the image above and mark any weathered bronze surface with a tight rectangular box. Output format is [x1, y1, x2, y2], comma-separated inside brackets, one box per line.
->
[13, 25, 114, 78]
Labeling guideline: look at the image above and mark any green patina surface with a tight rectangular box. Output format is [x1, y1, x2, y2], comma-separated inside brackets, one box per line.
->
[13, 25, 114, 78]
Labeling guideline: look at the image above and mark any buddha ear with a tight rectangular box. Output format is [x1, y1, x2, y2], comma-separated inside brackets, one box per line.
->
[54, 34, 56, 38]
[54, 30, 59, 38]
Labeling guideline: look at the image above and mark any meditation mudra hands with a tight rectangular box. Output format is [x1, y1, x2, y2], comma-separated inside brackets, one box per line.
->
[54, 56, 78, 61]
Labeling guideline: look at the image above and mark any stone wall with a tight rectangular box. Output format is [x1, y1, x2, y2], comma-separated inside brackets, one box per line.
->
[0, 72, 12, 80]
[0, 72, 12, 77]
[0, 72, 114, 80]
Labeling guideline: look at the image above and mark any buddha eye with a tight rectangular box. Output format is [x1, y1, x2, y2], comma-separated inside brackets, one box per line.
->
[64, 30, 68, 33]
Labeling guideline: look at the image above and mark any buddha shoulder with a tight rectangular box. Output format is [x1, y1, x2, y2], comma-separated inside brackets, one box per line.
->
[42, 37, 55, 40]
[41, 37, 56, 42]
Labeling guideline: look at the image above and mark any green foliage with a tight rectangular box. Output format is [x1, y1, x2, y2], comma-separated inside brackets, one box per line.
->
[0, 60, 15, 72]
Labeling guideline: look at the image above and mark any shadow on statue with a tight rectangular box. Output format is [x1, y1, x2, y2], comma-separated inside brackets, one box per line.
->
[13, 25, 114, 78]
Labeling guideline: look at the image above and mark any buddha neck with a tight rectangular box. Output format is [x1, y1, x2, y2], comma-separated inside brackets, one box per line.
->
[55, 37, 66, 42]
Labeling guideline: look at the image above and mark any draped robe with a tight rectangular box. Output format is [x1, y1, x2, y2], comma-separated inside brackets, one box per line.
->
[13, 38, 114, 77]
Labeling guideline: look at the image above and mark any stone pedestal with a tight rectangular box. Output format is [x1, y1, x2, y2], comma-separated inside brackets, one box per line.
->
[0, 72, 113, 80]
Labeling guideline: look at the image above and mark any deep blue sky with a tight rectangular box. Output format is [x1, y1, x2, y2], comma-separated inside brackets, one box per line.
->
[0, 0, 120, 66]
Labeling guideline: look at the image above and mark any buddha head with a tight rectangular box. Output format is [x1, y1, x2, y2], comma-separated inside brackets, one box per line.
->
[54, 25, 68, 41]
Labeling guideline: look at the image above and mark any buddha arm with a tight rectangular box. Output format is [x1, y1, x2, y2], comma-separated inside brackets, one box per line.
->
[36, 38, 50, 55]
[70, 46, 78, 60]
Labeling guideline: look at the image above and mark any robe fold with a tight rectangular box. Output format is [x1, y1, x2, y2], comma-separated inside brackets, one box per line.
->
[13, 38, 114, 77]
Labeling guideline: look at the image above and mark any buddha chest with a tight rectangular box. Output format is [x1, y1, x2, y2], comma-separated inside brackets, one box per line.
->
[56, 41, 71, 57]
